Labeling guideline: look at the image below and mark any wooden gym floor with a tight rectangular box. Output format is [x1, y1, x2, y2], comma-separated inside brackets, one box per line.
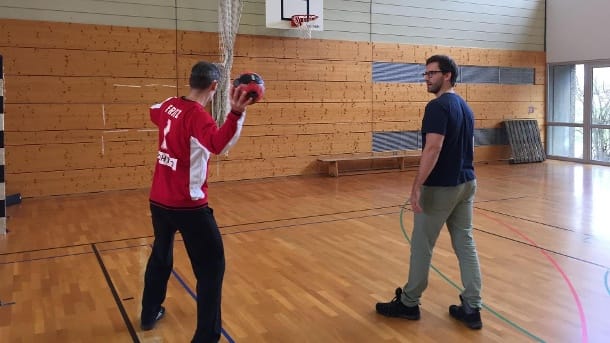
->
[1, 160, 609, 342]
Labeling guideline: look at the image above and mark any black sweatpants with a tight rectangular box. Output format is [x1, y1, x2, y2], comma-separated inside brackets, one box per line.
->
[142, 203, 225, 343]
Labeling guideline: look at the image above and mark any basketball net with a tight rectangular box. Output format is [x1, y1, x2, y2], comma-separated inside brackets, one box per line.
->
[213, 0, 243, 124]
[291, 14, 317, 39]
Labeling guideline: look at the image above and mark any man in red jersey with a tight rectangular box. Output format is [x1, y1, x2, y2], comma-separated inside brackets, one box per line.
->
[140, 61, 254, 343]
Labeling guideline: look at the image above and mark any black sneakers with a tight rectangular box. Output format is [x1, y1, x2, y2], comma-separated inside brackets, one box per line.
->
[375, 288, 421, 320]
[449, 296, 482, 330]
[141, 306, 166, 331]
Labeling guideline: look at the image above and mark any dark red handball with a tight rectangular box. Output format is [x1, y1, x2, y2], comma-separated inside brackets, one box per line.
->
[233, 72, 265, 103]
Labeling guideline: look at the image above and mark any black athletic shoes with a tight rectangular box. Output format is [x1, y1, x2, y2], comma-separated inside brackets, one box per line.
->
[377, 289, 483, 330]
[449, 295, 483, 330]
[375, 288, 421, 320]
[141, 306, 166, 331]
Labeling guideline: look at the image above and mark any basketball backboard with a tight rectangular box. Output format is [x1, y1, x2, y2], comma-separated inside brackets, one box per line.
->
[266, 0, 323, 31]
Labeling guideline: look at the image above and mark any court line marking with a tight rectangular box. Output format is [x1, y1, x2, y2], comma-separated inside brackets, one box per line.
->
[473, 227, 609, 270]
[221, 210, 399, 236]
[92, 243, 140, 343]
[480, 212, 588, 343]
[0, 300, 16, 307]
[475, 205, 592, 236]
[0, 251, 93, 265]
[398, 203, 546, 343]
[0, 198, 527, 257]
[170, 268, 235, 343]
[0, 234, 153, 256]
[0, 205, 404, 256]
[3, 206, 608, 272]
[4, 205, 592, 341]
[219, 204, 402, 228]
[145, 245, 235, 343]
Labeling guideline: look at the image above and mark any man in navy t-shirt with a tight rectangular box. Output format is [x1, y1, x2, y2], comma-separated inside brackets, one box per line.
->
[376, 55, 483, 330]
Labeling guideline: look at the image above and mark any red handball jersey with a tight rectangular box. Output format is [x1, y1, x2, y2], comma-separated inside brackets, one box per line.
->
[149, 96, 244, 209]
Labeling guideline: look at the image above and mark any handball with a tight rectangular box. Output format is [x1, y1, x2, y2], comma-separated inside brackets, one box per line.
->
[233, 72, 265, 103]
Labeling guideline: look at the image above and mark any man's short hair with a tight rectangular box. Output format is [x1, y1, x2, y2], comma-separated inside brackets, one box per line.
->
[189, 62, 221, 90]
[426, 55, 458, 86]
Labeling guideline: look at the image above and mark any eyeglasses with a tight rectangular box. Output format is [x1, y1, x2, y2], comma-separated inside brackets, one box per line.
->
[422, 70, 444, 77]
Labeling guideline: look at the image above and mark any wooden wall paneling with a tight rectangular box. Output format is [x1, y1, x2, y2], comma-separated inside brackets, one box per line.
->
[534, 52, 546, 85]
[176, 56, 371, 82]
[292, 132, 372, 155]
[104, 77, 179, 103]
[101, 129, 157, 143]
[8, 76, 106, 103]
[335, 157, 420, 173]
[8, 166, 153, 197]
[244, 102, 373, 125]
[497, 50, 537, 67]
[372, 43, 417, 63]
[4, 104, 154, 146]
[467, 48, 502, 66]
[474, 145, 512, 161]
[242, 122, 369, 137]
[264, 80, 372, 103]
[232, 58, 371, 82]
[177, 31, 220, 55]
[413, 45, 470, 65]
[0, 19, 177, 53]
[534, 65, 546, 85]
[7, 138, 156, 173]
[372, 102, 545, 131]
[300, 39, 372, 61]
[411, 45, 440, 64]
[292, 60, 371, 82]
[372, 101, 423, 132]
[228, 132, 372, 160]
[7, 130, 103, 145]
[2, 47, 176, 78]
[464, 84, 545, 102]
[372, 101, 424, 122]
[102, 104, 156, 129]
[372, 120, 422, 132]
[373, 83, 433, 102]
[0, 18, 547, 197]
[226, 135, 294, 160]
[5, 104, 106, 131]
[475, 119, 503, 128]
[469, 101, 545, 120]
[271, 134, 368, 158]
[207, 156, 322, 181]
[369, 45, 546, 166]
[6, 76, 177, 104]
[234, 35, 372, 62]
[372, 43, 545, 71]
[8, 146, 88, 181]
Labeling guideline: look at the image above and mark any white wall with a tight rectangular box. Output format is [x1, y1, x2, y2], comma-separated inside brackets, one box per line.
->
[0, 0, 546, 51]
[547, 0, 610, 63]
[370, 0, 545, 51]
[0, 0, 178, 29]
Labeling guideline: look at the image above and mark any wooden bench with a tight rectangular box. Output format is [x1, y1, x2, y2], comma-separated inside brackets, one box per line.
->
[318, 150, 422, 177]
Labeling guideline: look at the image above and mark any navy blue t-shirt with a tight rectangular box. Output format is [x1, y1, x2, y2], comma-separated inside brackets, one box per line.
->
[421, 92, 476, 186]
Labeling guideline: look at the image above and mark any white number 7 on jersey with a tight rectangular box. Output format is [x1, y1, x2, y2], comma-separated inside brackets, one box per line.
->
[161, 119, 171, 150]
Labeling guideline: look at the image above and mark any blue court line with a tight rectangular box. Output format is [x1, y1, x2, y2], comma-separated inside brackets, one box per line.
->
[398, 202, 546, 342]
[170, 269, 235, 343]
[146, 245, 235, 342]
[605, 270, 610, 296]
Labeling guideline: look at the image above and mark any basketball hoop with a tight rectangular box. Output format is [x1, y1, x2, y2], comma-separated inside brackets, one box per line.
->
[290, 14, 318, 39]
